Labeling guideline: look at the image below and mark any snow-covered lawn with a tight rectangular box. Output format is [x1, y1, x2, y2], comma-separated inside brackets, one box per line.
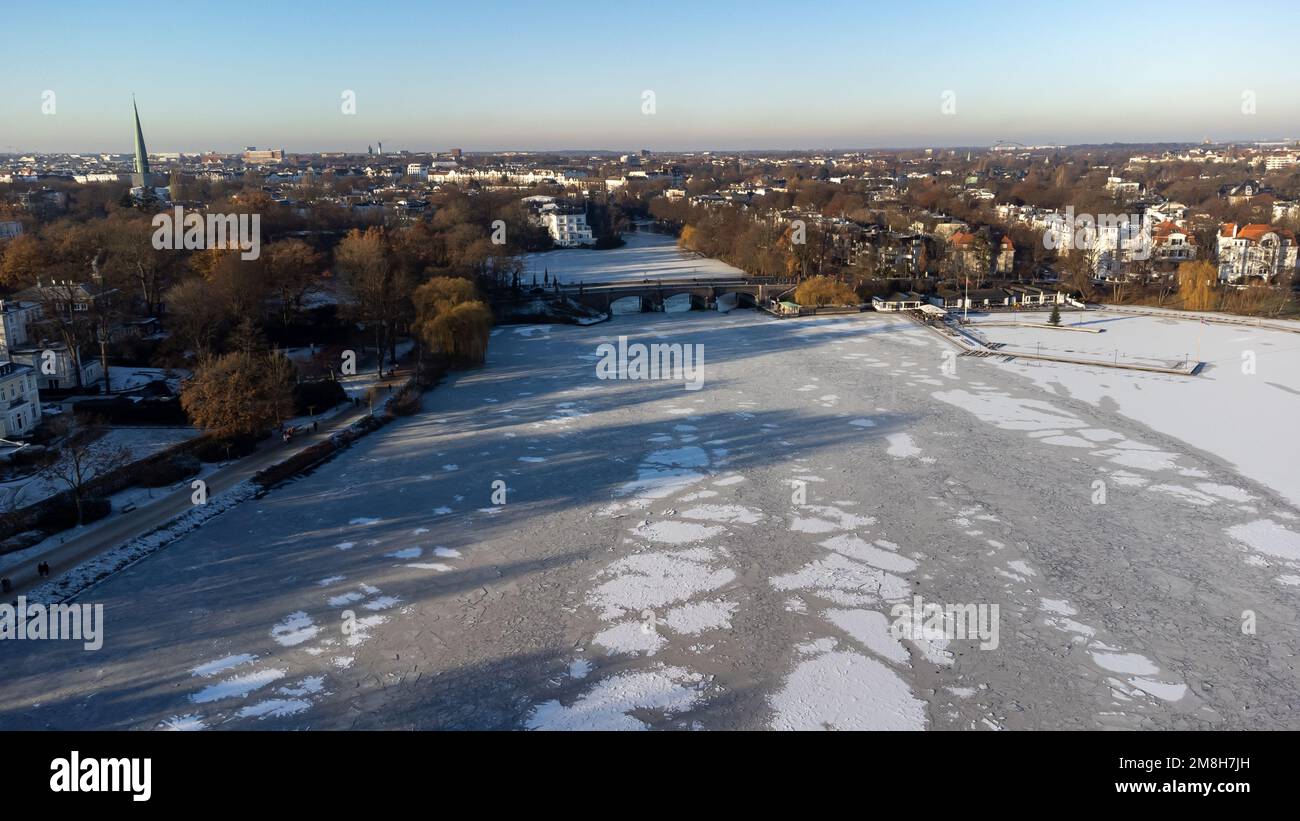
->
[523, 230, 748, 285]
[0, 427, 196, 510]
[107, 366, 184, 393]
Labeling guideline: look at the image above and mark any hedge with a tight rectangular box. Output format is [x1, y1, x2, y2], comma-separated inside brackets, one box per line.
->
[293, 379, 347, 416]
[72, 397, 188, 425]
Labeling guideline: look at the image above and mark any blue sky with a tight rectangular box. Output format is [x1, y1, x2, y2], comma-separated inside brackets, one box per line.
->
[3, 0, 1298, 153]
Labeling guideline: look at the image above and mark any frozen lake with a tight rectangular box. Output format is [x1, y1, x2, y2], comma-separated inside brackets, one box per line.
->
[523, 229, 748, 284]
[3, 308, 1299, 730]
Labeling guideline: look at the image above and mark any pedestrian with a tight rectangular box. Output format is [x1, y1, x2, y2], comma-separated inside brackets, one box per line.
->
[313, 420, 319, 433]
[1, 578, 10, 594]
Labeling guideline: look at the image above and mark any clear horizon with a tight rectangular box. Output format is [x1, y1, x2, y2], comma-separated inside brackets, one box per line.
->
[2, 0, 1299, 154]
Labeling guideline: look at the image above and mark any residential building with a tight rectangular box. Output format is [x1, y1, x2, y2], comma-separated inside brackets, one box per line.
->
[1216, 223, 1299, 283]
[1151, 221, 1196, 266]
[996, 235, 1015, 274]
[0, 286, 110, 391]
[1218, 180, 1272, 206]
[525, 198, 594, 247]
[1264, 153, 1298, 171]
[0, 299, 41, 354]
[0, 361, 40, 438]
[17, 280, 114, 319]
[1272, 200, 1300, 223]
[1105, 176, 1144, 199]
[7, 343, 102, 392]
[242, 148, 285, 164]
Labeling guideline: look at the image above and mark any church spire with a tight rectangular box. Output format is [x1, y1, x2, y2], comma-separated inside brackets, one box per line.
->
[133, 96, 150, 177]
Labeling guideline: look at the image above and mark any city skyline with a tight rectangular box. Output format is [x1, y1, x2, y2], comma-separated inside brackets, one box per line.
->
[3, 0, 1300, 153]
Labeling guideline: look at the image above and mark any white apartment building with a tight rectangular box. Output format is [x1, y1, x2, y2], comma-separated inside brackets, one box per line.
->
[1273, 200, 1300, 223]
[1264, 153, 1299, 171]
[0, 299, 41, 354]
[429, 168, 587, 187]
[73, 173, 128, 184]
[1143, 201, 1188, 224]
[0, 298, 102, 391]
[7, 343, 102, 391]
[1045, 214, 1150, 280]
[537, 204, 594, 247]
[1217, 223, 1299, 283]
[1104, 176, 1144, 199]
[0, 361, 40, 438]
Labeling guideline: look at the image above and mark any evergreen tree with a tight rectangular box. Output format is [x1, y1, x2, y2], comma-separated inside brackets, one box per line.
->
[1048, 303, 1061, 326]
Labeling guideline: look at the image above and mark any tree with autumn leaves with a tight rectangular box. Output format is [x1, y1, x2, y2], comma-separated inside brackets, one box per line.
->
[334, 227, 414, 374]
[180, 349, 296, 439]
[793, 276, 859, 307]
[411, 277, 493, 366]
[1176, 260, 1220, 312]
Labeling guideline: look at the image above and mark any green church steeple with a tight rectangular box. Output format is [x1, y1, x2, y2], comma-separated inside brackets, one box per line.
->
[133, 97, 150, 177]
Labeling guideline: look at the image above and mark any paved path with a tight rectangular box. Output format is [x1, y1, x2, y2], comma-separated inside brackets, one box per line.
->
[2, 376, 407, 599]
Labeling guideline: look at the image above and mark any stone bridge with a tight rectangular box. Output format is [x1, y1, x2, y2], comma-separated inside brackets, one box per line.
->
[558, 278, 798, 313]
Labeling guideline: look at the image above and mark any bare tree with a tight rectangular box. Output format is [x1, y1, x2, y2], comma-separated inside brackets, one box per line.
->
[165, 278, 226, 359]
[266, 239, 322, 327]
[30, 279, 94, 391]
[42, 420, 133, 526]
[336, 228, 412, 374]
